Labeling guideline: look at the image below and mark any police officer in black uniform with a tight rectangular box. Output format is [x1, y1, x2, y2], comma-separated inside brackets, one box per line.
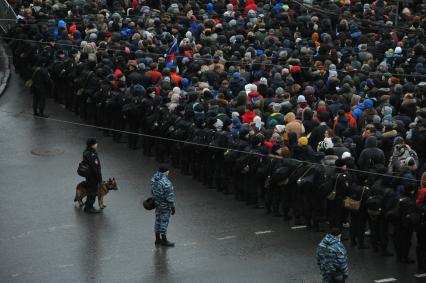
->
[83, 138, 103, 213]
[31, 57, 52, 118]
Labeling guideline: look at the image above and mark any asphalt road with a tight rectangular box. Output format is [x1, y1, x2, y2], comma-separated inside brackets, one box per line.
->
[0, 69, 425, 283]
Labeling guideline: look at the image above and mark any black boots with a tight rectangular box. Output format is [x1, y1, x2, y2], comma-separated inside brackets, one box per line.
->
[161, 235, 175, 247]
[155, 234, 175, 247]
[155, 233, 161, 246]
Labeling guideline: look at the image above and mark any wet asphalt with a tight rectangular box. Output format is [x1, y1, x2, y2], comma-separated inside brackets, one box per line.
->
[0, 69, 425, 283]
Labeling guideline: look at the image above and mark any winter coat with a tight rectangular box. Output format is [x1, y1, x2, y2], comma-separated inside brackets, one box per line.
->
[417, 188, 426, 206]
[317, 234, 349, 283]
[83, 147, 102, 184]
[333, 144, 350, 159]
[284, 112, 305, 139]
[309, 124, 329, 150]
[151, 172, 175, 210]
[242, 111, 256, 124]
[358, 136, 385, 170]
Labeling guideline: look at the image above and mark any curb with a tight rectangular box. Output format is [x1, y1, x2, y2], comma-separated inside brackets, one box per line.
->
[0, 40, 11, 97]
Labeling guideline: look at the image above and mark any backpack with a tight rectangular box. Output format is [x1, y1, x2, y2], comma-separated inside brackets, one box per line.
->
[389, 144, 418, 172]
[77, 161, 90, 177]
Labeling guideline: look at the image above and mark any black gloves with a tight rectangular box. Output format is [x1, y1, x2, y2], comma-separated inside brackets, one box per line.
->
[171, 207, 176, 215]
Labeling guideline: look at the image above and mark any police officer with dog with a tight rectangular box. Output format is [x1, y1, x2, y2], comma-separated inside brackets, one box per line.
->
[82, 138, 103, 214]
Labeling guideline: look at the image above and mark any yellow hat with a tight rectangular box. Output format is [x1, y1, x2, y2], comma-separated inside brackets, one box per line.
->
[298, 136, 308, 146]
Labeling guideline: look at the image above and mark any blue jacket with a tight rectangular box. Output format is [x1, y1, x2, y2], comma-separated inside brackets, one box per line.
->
[151, 172, 175, 209]
[317, 234, 349, 283]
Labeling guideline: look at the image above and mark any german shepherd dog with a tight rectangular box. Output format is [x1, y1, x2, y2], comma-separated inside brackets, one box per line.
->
[74, 178, 118, 209]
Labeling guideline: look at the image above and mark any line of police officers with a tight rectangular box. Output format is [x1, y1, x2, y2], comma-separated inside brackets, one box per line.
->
[10, 43, 426, 273]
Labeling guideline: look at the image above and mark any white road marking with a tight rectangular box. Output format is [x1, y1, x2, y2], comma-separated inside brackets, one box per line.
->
[183, 242, 197, 246]
[374, 278, 397, 283]
[216, 236, 237, 240]
[100, 255, 120, 261]
[11, 273, 20, 277]
[48, 224, 74, 232]
[254, 230, 273, 235]
[414, 273, 426, 278]
[58, 264, 74, 268]
[11, 231, 34, 240]
[291, 225, 307, 230]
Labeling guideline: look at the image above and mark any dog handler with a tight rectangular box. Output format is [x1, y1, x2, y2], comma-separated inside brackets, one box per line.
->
[83, 137, 103, 214]
[151, 166, 175, 247]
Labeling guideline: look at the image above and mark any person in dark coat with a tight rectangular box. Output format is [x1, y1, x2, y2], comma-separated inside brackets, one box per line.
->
[31, 57, 52, 117]
[358, 136, 385, 171]
[82, 138, 103, 213]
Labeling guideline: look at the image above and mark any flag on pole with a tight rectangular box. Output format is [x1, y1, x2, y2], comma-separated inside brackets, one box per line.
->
[166, 37, 179, 68]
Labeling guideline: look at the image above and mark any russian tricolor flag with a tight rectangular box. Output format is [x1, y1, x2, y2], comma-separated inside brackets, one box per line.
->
[166, 37, 179, 68]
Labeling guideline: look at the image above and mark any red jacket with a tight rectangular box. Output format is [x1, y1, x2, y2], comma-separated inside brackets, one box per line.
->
[247, 91, 263, 104]
[333, 112, 357, 129]
[242, 111, 256, 124]
[417, 188, 426, 206]
[244, 0, 257, 14]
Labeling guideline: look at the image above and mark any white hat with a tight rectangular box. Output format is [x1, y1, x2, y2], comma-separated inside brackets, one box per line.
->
[297, 95, 307, 103]
[342, 152, 351, 159]
[395, 46, 402, 54]
[173, 87, 181, 95]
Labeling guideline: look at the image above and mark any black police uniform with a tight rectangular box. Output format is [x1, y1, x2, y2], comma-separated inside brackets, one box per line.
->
[82, 147, 103, 211]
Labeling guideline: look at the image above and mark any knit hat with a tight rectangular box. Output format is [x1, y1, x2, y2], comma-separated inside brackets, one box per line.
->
[395, 47, 402, 54]
[259, 77, 268, 85]
[291, 65, 301, 73]
[298, 136, 308, 146]
[382, 114, 393, 127]
[58, 20, 66, 29]
[363, 99, 373, 109]
[253, 116, 263, 130]
[342, 152, 351, 159]
[297, 95, 307, 103]
[275, 87, 285, 96]
[214, 119, 224, 130]
[86, 137, 97, 147]
[366, 78, 375, 89]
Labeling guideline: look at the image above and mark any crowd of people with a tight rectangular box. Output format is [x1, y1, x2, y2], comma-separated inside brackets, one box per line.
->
[5, 0, 426, 275]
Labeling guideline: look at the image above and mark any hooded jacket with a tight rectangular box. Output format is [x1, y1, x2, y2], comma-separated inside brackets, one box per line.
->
[317, 234, 349, 283]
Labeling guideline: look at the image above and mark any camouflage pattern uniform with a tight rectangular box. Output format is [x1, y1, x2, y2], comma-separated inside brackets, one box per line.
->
[151, 172, 175, 236]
